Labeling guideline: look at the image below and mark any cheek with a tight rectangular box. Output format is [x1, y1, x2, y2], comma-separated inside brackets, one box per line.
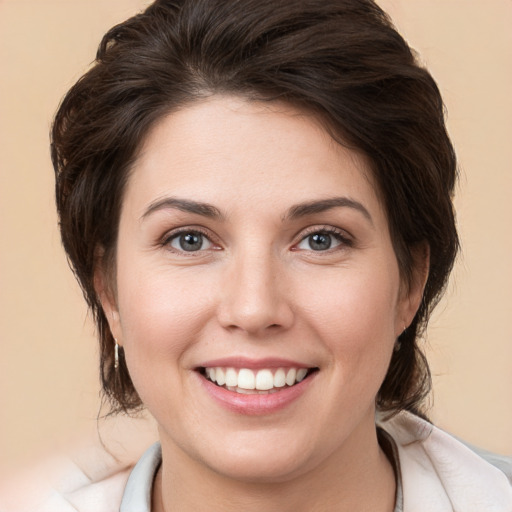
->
[298, 263, 400, 382]
[306, 266, 399, 337]
[114, 257, 217, 383]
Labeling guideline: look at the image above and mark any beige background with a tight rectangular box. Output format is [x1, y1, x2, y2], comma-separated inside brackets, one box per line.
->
[0, 0, 511, 477]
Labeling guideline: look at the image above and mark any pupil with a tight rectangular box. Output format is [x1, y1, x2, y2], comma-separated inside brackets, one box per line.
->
[180, 233, 202, 251]
[310, 233, 331, 250]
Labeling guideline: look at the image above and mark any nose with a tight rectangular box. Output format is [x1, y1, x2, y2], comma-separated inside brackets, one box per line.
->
[217, 249, 294, 336]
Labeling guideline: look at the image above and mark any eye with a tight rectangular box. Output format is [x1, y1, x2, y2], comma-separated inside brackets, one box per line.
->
[168, 230, 213, 252]
[295, 229, 350, 252]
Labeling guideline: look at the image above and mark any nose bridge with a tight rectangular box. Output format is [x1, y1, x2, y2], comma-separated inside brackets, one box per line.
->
[218, 242, 293, 334]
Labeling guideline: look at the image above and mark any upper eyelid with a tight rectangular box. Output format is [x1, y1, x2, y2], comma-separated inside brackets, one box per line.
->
[295, 225, 353, 241]
[161, 226, 218, 246]
[158, 224, 352, 248]
[292, 226, 354, 252]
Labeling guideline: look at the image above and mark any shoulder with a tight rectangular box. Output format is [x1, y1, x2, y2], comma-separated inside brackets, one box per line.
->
[379, 411, 512, 511]
[54, 463, 132, 512]
[0, 415, 160, 512]
[0, 448, 133, 512]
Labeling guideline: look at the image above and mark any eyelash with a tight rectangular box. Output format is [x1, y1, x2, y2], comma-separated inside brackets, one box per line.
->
[160, 225, 353, 255]
[294, 226, 353, 252]
[161, 227, 219, 255]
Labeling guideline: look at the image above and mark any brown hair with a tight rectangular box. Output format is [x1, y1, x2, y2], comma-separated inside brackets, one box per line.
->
[51, 0, 458, 416]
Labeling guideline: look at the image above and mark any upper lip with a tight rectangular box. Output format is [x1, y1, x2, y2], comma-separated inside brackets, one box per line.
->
[195, 357, 315, 370]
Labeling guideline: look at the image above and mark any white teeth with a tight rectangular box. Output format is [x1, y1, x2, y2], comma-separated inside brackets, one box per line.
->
[204, 366, 312, 392]
[296, 368, 308, 382]
[255, 369, 274, 390]
[274, 368, 286, 388]
[238, 369, 256, 390]
[225, 368, 238, 387]
[215, 368, 226, 386]
[285, 368, 297, 386]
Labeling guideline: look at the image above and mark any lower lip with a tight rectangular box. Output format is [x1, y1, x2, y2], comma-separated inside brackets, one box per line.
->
[196, 372, 316, 416]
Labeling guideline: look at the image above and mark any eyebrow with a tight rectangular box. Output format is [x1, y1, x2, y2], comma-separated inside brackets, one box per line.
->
[284, 197, 373, 225]
[141, 195, 372, 225]
[141, 197, 223, 221]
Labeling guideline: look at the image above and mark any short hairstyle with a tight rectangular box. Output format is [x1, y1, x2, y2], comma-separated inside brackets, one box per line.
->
[52, 0, 458, 416]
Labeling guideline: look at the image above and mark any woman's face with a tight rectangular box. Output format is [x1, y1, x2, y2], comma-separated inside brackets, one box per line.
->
[101, 96, 423, 482]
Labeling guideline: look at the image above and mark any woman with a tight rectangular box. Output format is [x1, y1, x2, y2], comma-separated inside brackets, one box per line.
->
[49, 0, 511, 510]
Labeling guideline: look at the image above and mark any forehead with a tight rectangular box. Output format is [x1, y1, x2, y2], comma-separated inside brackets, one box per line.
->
[125, 95, 383, 221]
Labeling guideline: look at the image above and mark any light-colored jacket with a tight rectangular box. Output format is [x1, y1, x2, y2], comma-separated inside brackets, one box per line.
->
[2, 411, 511, 512]
[381, 412, 512, 511]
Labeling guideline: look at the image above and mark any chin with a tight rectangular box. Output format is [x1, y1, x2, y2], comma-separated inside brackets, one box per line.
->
[209, 453, 311, 484]
[195, 431, 321, 484]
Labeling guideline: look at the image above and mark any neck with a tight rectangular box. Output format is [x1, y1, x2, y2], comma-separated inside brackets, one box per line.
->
[153, 417, 396, 512]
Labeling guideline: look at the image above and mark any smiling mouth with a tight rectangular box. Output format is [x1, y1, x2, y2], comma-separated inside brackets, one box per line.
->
[198, 367, 319, 395]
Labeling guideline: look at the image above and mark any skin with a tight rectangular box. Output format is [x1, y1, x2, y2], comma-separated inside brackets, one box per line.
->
[98, 96, 427, 511]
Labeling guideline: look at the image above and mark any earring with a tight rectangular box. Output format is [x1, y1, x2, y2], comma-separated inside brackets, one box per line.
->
[114, 340, 120, 370]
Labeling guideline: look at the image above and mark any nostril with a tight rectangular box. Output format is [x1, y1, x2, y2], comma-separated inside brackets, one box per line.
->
[216, 274, 295, 334]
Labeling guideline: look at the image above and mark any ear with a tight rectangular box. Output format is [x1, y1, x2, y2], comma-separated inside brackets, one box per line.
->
[395, 242, 430, 336]
[93, 249, 123, 346]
